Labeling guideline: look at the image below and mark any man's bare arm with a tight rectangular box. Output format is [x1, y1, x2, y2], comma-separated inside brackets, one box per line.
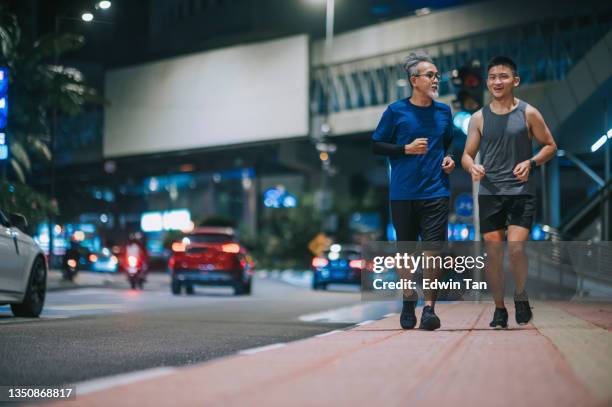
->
[513, 105, 558, 182]
[461, 110, 485, 180]
[527, 105, 557, 165]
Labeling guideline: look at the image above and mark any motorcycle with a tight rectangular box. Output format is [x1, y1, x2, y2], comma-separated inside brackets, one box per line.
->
[125, 253, 147, 290]
[62, 251, 80, 282]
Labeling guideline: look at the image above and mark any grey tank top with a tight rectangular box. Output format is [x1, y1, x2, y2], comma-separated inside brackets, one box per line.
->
[479, 100, 534, 195]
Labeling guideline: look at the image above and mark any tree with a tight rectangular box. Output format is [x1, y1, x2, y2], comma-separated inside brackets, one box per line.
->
[0, 5, 102, 220]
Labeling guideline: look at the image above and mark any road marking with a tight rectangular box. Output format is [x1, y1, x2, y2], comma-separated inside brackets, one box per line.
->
[46, 304, 124, 311]
[239, 343, 287, 355]
[315, 330, 343, 338]
[65, 289, 118, 296]
[299, 302, 400, 324]
[74, 367, 177, 395]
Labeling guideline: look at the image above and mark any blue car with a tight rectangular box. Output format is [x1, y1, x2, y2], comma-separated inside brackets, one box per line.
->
[311, 244, 364, 290]
[86, 248, 119, 273]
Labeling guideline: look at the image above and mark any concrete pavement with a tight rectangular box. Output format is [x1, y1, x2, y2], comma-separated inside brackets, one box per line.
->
[48, 301, 612, 407]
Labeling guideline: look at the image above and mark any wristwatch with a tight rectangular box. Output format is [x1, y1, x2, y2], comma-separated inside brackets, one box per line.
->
[529, 159, 537, 169]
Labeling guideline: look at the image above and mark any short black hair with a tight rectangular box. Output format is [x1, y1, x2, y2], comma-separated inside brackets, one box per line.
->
[487, 56, 517, 75]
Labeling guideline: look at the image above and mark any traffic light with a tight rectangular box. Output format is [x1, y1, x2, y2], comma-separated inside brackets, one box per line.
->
[0, 67, 8, 161]
[452, 61, 483, 113]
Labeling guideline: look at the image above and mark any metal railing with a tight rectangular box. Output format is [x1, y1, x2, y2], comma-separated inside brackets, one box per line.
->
[311, 15, 612, 115]
[560, 180, 612, 237]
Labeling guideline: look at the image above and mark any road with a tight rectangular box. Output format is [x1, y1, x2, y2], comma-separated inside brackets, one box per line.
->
[0, 273, 398, 387]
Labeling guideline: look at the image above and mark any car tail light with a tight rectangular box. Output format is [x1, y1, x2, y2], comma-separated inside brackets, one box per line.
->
[127, 255, 138, 268]
[172, 242, 186, 252]
[168, 257, 175, 271]
[312, 257, 329, 268]
[222, 243, 241, 254]
[349, 259, 365, 269]
[67, 259, 77, 268]
[89, 254, 98, 263]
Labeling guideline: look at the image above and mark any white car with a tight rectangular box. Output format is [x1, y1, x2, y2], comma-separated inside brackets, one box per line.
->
[0, 209, 47, 317]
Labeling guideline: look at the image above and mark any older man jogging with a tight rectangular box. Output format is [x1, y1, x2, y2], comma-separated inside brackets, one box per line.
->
[372, 51, 456, 330]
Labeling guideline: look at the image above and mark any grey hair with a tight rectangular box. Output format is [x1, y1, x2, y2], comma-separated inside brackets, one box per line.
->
[403, 51, 434, 86]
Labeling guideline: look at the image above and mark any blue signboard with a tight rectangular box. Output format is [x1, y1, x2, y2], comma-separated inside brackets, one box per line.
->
[0, 67, 8, 161]
[0, 67, 7, 130]
[263, 187, 298, 209]
[454, 193, 473, 218]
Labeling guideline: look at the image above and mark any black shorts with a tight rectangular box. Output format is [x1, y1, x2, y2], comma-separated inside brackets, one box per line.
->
[391, 198, 449, 242]
[479, 195, 536, 234]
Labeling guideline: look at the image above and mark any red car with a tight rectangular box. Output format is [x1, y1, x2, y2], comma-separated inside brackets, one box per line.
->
[168, 227, 254, 295]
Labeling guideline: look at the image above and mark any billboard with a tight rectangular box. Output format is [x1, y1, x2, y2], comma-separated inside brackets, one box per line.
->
[104, 35, 309, 158]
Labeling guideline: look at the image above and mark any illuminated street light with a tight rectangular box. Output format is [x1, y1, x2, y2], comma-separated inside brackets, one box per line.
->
[453, 111, 472, 136]
[415, 7, 432, 16]
[306, 0, 334, 5]
[97, 1, 112, 10]
[591, 129, 612, 152]
[81, 12, 94, 22]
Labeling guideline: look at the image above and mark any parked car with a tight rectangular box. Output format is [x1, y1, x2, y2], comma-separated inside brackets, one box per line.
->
[168, 227, 254, 295]
[311, 244, 364, 290]
[0, 209, 47, 317]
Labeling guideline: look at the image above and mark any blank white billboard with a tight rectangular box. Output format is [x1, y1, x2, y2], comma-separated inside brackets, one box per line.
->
[104, 35, 309, 158]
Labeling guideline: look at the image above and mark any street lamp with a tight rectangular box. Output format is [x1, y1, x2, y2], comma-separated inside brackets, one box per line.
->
[97, 1, 112, 10]
[81, 12, 94, 22]
[48, 3, 113, 265]
[308, 0, 335, 116]
[307, 0, 336, 221]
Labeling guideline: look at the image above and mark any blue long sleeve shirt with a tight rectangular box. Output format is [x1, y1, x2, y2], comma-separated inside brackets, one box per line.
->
[372, 99, 454, 200]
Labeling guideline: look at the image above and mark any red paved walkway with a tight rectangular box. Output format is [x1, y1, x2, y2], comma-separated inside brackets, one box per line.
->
[48, 301, 612, 407]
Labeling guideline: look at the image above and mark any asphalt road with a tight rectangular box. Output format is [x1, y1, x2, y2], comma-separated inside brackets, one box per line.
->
[0, 275, 398, 387]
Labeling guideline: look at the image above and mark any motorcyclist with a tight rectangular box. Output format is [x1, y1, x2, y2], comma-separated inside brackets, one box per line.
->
[62, 240, 81, 281]
[125, 232, 149, 278]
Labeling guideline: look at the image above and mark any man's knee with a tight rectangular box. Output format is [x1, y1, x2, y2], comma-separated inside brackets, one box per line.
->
[508, 244, 526, 262]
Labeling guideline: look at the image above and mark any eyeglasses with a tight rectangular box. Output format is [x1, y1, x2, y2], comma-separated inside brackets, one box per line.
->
[412, 72, 441, 80]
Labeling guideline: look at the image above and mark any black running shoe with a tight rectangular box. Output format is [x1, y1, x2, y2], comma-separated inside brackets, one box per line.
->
[419, 305, 441, 331]
[400, 300, 417, 329]
[489, 307, 508, 329]
[514, 291, 533, 325]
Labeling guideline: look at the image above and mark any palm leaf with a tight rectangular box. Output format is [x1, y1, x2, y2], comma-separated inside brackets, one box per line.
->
[26, 136, 52, 161]
[9, 158, 26, 183]
[8, 139, 31, 173]
[30, 32, 85, 63]
[0, 11, 19, 64]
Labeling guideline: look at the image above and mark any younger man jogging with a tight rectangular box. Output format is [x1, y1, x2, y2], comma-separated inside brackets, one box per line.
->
[461, 56, 557, 328]
[372, 51, 455, 330]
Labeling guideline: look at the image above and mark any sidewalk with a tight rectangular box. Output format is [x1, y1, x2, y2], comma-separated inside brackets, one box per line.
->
[257, 269, 312, 288]
[50, 301, 612, 407]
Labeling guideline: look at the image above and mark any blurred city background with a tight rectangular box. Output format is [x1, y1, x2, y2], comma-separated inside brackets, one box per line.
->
[2, 1, 612, 399]
[1, 0, 612, 273]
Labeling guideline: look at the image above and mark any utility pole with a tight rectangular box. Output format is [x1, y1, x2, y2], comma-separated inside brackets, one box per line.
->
[604, 99, 610, 241]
